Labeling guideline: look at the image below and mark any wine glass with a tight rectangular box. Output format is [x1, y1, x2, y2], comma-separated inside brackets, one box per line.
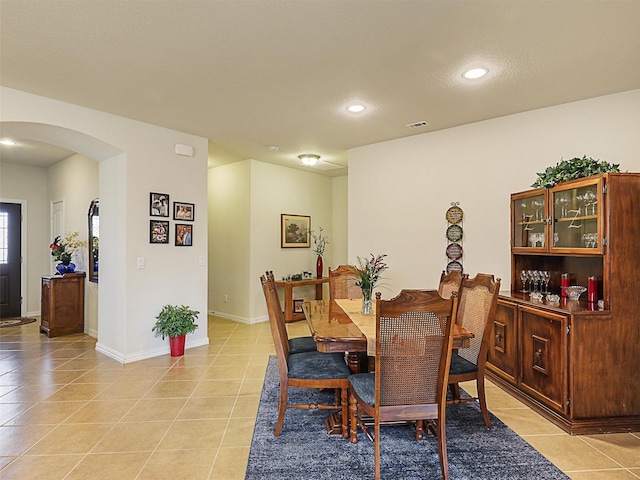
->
[520, 270, 528, 292]
[575, 192, 586, 216]
[556, 193, 570, 218]
[541, 271, 550, 293]
[531, 198, 543, 221]
[584, 188, 597, 215]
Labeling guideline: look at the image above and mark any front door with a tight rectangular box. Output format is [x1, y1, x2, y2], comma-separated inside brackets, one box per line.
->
[0, 202, 22, 318]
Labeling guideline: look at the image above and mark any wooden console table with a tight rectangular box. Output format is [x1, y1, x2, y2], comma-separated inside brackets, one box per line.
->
[275, 277, 329, 322]
[41, 272, 85, 337]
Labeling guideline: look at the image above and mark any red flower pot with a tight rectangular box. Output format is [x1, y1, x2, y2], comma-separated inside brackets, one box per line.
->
[169, 335, 186, 357]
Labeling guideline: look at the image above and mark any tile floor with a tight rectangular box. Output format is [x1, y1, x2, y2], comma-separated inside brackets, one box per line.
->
[0, 315, 638, 479]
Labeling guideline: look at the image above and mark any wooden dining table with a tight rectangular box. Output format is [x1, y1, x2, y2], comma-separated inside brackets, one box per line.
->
[302, 297, 474, 435]
[303, 298, 474, 373]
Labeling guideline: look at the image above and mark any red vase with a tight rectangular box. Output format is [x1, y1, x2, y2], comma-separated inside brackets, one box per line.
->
[316, 256, 323, 278]
[169, 335, 186, 356]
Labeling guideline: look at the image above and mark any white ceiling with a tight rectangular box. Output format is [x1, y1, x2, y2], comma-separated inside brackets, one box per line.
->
[1, 1, 639, 175]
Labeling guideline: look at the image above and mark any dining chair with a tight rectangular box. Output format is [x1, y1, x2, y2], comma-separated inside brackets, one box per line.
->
[260, 274, 351, 437]
[329, 265, 363, 300]
[348, 290, 458, 480]
[448, 273, 501, 427]
[264, 271, 317, 354]
[437, 270, 465, 300]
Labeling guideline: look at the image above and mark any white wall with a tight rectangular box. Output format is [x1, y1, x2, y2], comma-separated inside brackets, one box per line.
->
[0, 162, 49, 315]
[348, 89, 640, 298]
[209, 159, 339, 323]
[331, 175, 348, 267]
[1, 87, 209, 363]
[47, 154, 99, 334]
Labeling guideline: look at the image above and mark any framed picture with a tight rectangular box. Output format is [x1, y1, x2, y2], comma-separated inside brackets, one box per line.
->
[173, 202, 195, 221]
[175, 223, 193, 246]
[150, 220, 169, 244]
[150, 192, 170, 217]
[293, 299, 304, 314]
[281, 214, 310, 248]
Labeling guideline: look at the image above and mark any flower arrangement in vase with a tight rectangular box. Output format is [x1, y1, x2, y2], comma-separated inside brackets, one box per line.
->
[50, 232, 87, 275]
[310, 226, 329, 278]
[349, 253, 388, 314]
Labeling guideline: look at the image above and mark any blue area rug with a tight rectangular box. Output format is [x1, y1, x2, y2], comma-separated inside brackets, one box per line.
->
[245, 356, 569, 480]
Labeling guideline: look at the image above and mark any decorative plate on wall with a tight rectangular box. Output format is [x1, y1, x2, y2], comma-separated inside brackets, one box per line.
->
[445, 205, 464, 224]
[446, 260, 463, 273]
[446, 224, 463, 242]
[446, 242, 463, 260]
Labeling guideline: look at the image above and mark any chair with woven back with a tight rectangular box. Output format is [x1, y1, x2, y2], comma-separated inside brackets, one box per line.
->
[437, 269, 465, 300]
[260, 273, 351, 437]
[448, 273, 501, 427]
[264, 271, 317, 354]
[329, 265, 363, 301]
[348, 289, 458, 480]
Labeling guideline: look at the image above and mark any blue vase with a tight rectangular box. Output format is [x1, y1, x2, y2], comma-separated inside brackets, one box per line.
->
[56, 262, 76, 275]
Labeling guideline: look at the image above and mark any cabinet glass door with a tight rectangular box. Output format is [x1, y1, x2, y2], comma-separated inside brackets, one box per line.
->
[513, 191, 546, 250]
[551, 179, 602, 252]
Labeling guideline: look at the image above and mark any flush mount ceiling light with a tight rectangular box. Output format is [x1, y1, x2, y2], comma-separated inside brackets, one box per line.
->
[347, 104, 366, 113]
[298, 154, 320, 166]
[0, 139, 17, 146]
[463, 67, 488, 79]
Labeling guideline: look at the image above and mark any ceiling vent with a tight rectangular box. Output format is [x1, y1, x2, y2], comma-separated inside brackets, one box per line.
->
[406, 120, 430, 129]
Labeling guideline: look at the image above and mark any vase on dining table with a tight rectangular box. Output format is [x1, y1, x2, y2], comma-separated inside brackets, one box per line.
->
[361, 286, 373, 315]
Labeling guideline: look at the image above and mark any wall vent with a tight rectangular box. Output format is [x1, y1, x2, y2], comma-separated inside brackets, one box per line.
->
[406, 120, 430, 129]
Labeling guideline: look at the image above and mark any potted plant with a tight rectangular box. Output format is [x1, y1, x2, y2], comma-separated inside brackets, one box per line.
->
[152, 304, 200, 356]
[349, 253, 388, 314]
[310, 226, 329, 278]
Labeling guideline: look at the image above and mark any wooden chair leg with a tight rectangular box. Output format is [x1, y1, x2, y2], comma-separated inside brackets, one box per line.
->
[415, 419, 424, 440]
[349, 392, 358, 444]
[477, 376, 491, 427]
[275, 381, 288, 436]
[449, 382, 461, 401]
[374, 419, 381, 480]
[436, 411, 450, 480]
[340, 386, 348, 438]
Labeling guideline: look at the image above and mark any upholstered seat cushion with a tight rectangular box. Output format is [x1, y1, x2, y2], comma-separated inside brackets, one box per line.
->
[449, 352, 478, 376]
[287, 351, 350, 379]
[348, 372, 375, 407]
[288, 336, 317, 354]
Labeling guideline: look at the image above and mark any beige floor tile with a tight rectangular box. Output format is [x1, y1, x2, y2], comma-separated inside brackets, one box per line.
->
[220, 418, 256, 447]
[157, 419, 227, 450]
[5, 401, 86, 426]
[239, 378, 264, 396]
[27, 423, 113, 454]
[177, 396, 236, 420]
[566, 469, 640, 480]
[0, 425, 56, 455]
[137, 448, 217, 480]
[211, 354, 252, 367]
[210, 446, 250, 480]
[203, 364, 247, 380]
[0, 453, 83, 480]
[491, 407, 565, 435]
[192, 379, 242, 397]
[93, 381, 154, 400]
[0, 402, 34, 424]
[71, 368, 126, 384]
[581, 433, 640, 468]
[525, 434, 621, 471]
[143, 380, 199, 398]
[0, 383, 62, 403]
[44, 382, 106, 402]
[160, 366, 209, 381]
[64, 451, 151, 480]
[231, 395, 260, 418]
[121, 398, 187, 422]
[65, 399, 137, 424]
[92, 421, 171, 453]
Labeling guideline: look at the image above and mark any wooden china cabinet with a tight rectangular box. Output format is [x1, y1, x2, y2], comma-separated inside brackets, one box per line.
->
[486, 173, 640, 434]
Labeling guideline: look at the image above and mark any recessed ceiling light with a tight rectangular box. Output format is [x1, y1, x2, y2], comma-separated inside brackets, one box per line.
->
[463, 68, 488, 79]
[347, 104, 366, 113]
[267, 145, 279, 152]
[0, 139, 17, 146]
[298, 154, 320, 166]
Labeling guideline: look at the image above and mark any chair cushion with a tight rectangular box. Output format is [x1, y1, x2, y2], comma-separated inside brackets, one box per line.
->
[449, 352, 478, 376]
[288, 336, 317, 354]
[287, 351, 350, 379]
[348, 372, 375, 407]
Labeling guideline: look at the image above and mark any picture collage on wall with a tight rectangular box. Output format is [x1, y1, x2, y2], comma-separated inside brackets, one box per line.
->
[149, 192, 194, 246]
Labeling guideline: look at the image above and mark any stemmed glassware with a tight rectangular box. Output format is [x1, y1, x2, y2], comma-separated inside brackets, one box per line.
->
[556, 193, 570, 218]
[583, 188, 597, 215]
[520, 270, 529, 292]
[531, 198, 544, 221]
[541, 270, 550, 293]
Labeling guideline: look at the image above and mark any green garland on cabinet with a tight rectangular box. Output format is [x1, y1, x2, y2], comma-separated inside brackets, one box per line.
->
[531, 156, 620, 189]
